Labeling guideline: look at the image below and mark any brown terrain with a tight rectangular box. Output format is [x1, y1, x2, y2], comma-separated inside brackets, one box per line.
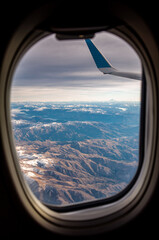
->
[16, 138, 138, 206]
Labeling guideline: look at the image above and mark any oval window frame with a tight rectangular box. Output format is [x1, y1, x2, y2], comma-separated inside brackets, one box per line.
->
[0, 3, 158, 236]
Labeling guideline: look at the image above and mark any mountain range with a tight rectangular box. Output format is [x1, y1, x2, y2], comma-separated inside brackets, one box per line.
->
[11, 102, 140, 206]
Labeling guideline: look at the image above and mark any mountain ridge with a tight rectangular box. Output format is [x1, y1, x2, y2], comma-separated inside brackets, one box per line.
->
[11, 102, 140, 206]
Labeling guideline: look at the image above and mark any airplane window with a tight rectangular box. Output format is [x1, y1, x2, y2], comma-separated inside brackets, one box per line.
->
[10, 31, 142, 208]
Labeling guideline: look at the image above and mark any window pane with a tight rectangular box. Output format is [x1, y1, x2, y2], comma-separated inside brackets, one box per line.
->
[10, 32, 142, 207]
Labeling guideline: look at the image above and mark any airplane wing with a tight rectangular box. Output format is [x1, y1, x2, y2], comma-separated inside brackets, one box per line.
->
[85, 39, 141, 80]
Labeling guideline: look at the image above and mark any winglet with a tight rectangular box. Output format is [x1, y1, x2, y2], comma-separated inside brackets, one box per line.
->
[85, 39, 116, 74]
[85, 39, 141, 80]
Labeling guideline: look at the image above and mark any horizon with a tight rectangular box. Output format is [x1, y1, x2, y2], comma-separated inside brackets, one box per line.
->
[11, 88, 140, 206]
[11, 99, 141, 104]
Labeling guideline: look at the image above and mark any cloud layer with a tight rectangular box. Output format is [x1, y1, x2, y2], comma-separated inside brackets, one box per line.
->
[11, 31, 142, 102]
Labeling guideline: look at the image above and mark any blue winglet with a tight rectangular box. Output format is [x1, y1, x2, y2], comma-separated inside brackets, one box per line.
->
[85, 39, 112, 69]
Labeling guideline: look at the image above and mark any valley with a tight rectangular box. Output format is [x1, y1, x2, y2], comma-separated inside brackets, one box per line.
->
[11, 102, 140, 206]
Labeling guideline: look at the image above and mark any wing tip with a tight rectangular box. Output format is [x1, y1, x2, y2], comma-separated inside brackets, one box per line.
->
[85, 39, 114, 70]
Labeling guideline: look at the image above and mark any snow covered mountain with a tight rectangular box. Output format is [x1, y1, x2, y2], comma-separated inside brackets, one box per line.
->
[11, 102, 140, 206]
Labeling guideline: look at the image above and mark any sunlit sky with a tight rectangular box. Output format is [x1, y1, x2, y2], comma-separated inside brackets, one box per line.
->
[11, 31, 142, 102]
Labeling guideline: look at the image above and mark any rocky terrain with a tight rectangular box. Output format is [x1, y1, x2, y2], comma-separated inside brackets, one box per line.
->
[11, 102, 140, 206]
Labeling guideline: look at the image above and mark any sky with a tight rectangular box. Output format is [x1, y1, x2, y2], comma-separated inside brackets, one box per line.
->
[11, 31, 142, 102]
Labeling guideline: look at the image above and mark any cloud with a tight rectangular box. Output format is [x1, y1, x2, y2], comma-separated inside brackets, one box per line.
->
[11, 83, 141, 102]
[34, 106, 48, 111]
[11, 32, 142, 102]
[12, 119, 30, 126]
